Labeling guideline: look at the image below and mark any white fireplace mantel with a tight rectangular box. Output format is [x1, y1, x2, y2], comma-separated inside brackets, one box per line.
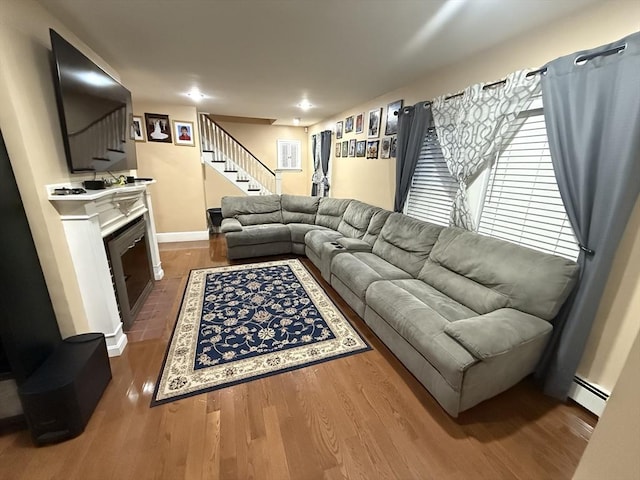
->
[48, 181, 164, 356]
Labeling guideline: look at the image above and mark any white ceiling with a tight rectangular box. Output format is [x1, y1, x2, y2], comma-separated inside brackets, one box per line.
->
[39, 0, 600, 126]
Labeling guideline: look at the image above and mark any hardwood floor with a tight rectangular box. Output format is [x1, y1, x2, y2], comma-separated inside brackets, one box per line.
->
[0, 235, 596, 480]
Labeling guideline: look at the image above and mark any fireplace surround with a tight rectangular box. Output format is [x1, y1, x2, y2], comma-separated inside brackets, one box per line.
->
[48, 182, 163, 355]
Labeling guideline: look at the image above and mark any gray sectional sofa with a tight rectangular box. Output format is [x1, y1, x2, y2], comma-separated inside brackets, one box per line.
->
[220, 194, 579, 416]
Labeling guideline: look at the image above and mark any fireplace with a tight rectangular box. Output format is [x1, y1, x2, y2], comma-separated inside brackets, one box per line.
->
[48, 182, 164, 356]
[105, 216, 153, 332]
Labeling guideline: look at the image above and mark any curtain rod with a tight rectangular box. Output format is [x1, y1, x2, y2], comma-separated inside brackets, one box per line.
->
[444, 42, 628, 101]
[394, 101, 431, 116]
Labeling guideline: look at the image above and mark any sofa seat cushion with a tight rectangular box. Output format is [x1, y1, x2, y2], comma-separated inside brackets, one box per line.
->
[331, 252, 412, 300]
[365, 280, 477, 391]
[305, 229, 343, 255]
[288, 223, 329, 244]
[381, 279, 477, 321]
[225, 223, 290, 248]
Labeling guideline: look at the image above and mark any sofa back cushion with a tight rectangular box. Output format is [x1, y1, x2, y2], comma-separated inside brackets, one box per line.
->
[419, 227, 579, 320]
[281, 194, 319, 224]
[221, 195, 282, 225]
[337, 200, 379, 240]
[315, 198, 351, 230]
[371, 213, 443, 277]
[362, 209, 392, 245]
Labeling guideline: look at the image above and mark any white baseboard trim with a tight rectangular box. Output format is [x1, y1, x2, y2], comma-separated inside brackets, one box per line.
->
[156, 231, 210, 243]
[568, 376, 610, 417]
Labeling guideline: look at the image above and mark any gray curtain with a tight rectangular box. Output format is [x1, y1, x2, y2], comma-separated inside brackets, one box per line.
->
[311, 134, 320, 196]
[536, 32, 640, 399]
[320, 130, 331, 196]
[394, 102, 432, 212]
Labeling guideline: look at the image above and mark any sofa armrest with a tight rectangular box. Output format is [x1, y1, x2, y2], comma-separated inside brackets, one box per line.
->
[444, 308, 552, 360]
[337, 237, 372, 252]
[220, 218, 243, 233]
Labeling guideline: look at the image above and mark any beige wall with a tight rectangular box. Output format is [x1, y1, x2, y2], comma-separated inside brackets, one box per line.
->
[573, 331, 640, 479]
[0, 0, 130, 336]
[133, 102, 207, 233]
[216, 121, 310, 197]
[309, 1, 640, 393]
[203, 166, 244, 210]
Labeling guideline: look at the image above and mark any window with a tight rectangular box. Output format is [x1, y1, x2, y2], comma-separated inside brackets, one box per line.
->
[277, 139, 301, 170]
[478, 103, 579, 260]
[405, 128, 458, 227]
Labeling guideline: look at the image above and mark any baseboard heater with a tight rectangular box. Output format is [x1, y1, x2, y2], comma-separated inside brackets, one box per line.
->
[568, 375, 610, 417]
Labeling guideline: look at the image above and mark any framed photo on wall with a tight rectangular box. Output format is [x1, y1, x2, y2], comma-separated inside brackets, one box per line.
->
[356, 140, 366, 157]
[366, 140, 379, 159]
[336, 121, 344, 139]
[335, 141, 341, 157]
[345, 115, 354, 133]
[385, 99, 403, 135]
[341, 140, 348, 157]
[368, 108, 382, 138]
[131, 115, 145, 142]
[348, 138, 356, 157]
[145, 113, 172, 143]
[355, 113, 364, 134]
[172, 120, 195, 146]
[380, 137, 392, 159]
[390, 137, 398, 158]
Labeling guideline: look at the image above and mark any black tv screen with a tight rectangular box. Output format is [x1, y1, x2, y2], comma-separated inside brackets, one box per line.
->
[50, 29, 137, 173]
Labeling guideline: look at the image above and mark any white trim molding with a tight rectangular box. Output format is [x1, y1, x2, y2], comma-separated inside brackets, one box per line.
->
[156, 230, 210, 243]
[568, 376, 610, 417]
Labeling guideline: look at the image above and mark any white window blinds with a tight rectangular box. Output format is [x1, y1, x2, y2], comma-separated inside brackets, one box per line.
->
[277, 139, 301, 170]
[478, 106, 579, 260]
[405, 128, 458, 227]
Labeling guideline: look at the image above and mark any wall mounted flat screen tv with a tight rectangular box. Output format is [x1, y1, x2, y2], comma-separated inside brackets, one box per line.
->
[50, 29, 137, 173]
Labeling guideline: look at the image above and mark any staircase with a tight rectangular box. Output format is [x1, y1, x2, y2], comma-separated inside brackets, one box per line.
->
[199, 114, 281, 195]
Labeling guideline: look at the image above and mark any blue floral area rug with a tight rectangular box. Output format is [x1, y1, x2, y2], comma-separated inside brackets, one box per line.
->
[151, 259, 370, 406]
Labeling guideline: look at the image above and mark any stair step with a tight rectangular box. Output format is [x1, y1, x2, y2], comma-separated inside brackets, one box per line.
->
[236, 179, 250, 182]
[202, 149, 214, 153]
[211, 160, 226, 163]
[224, 170, 238, 173]
[247, 188, 261, 192]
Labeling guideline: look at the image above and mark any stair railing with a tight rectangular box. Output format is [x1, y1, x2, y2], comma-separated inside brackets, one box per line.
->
[199, 113, 280, 194]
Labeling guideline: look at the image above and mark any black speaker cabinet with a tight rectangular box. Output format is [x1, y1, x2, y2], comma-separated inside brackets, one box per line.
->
[18, 333, 112, 445]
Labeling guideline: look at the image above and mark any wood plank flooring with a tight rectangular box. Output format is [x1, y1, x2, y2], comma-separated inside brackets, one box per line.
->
[0, 235, 597, 480]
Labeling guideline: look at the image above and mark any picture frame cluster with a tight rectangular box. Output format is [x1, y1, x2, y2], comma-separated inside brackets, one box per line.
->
[131, 113, 196, 147]
[335, 99, 402, 160]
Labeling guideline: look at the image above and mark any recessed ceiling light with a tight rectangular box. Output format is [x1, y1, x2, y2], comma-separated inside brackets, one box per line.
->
[297, 99, 313, 110]
[293, 117, 300, 125]
[185, 87, 206, 101]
